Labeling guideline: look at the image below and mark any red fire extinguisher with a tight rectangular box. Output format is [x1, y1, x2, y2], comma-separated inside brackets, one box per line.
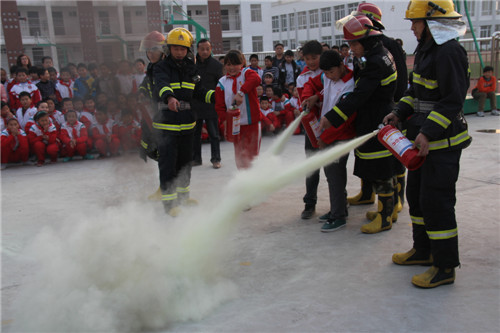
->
[226, 106, 241, 143]
[377, 124, 425, 170]
[301, 108, 322, 148]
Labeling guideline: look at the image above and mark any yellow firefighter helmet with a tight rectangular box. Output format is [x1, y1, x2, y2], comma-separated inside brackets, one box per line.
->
[405, 0, 461, 20]
[166, 28, 194, 48]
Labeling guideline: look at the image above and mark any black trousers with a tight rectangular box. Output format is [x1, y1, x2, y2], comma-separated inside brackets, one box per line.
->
[156, 130, 194, 209]
[407, 149, 462, 268]
[324, 140, 349, 219]
[193, 117, 221, 164]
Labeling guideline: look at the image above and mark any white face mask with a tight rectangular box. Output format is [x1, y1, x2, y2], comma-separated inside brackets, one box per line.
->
[427, 19, 466, 45]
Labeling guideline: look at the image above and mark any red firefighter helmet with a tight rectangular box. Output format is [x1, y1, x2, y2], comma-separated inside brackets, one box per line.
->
[342, 15, 382, 42]
[139, 31, 166, 52]
[354, 3, 385, 30]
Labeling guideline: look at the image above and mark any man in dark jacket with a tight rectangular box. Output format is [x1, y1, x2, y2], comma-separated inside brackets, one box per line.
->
[153, 28, 215, 216]
[192, 39, 223, 169]
[278, 50, 301, 93]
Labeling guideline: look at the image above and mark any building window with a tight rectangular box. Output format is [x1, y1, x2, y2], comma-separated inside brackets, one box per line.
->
[480, 25, 491, 38]
[481, 0, 493, 15]
[32, 47, 44, 63]
[282, 40, 288, 48]
[27, 11, 41, 36]
[251, 4, 262, 22]
[322, 36, 332, 46]
[334, 5, 345, 22]
[298, 11, 307, 30]
[310, 9, 319, 28]
[135, 10, 143, 16]
[321, 7, 332, 27]
[52, 11, 65, 36]
[290, 39, 296, 49]
[347, 2, 359, 13]
[195, 10, 203, 15]
[124, 11, 132, 34]
[99, 11, 111, 34]
[281, 14, 288, 32]
[496, 24, 500, 32]
[221, 9, 230, 30]
[235, 8, 241, 30]
[497, 0, 500, 14]
[464, 1, 475, 16]
[252, 36, 263, 52]
[272, 16, 279, 32]
[222, 40, 231, 53]
[127, 43, 135, 60]
[69, 11, 77, 17]
[289, 13, 295, 31]
[334, 34, 345, 46]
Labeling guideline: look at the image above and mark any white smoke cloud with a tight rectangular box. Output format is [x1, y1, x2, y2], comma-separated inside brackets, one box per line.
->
[11, 200, 238, 332]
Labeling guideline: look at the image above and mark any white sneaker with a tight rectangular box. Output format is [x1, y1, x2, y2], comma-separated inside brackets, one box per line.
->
[491, 109, 500, 116]
[476, 111, 485, 117]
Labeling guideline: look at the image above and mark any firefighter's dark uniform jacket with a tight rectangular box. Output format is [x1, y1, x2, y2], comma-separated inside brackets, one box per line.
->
[324, 41, 398, 181]
[392, 37, 470, 269]
[152, 55, 215, 134]
[138, 61, 160, 161]
[393, 38, 471, 151]
[380, 34, 408, 102]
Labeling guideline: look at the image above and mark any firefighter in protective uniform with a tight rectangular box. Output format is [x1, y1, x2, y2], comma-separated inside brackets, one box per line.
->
[320, 15, 398, 234]
[384, 0, 471, 288]
[138, 31, 166, 200]
[347, 3, 408, 220]
[152, 28, 215, 216]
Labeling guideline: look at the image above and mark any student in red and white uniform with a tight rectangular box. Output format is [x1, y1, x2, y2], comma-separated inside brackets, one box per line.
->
[1, 101, 15, 132]
[27, 110, 59, 166]
[55, 67, 74, 103]
[24, 100, 52, 134]
[106, 99, 122, 123]
[301, 50, 355, 231]
[45, 97, 65, 130]
[259, 96, 277, 133]
[91, 109, 120, 157]
[60, 98, 73, 115]
[295, 40, 324, 220]
[15, 91, 38, 131]
[59, 110, 91, 161]
[1, 117, 29, 168]
[79, 96, 97, 130]
[8, 67, 41, 110]
[215, 50, 262, 169]
[265, 85, 294, 130]
[118, 109, 142, 152]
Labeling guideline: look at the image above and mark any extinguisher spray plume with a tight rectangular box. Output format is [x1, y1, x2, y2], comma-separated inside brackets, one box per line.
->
[268, 111, 306, 156]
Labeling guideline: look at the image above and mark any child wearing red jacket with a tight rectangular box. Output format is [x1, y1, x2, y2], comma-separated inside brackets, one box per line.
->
[80, 96, 97, 130]
[472, 66, 498, 116]
[8, 67, 41, 110]
[215, 50, 262, 169]
[303, 50, 355, 232]
[59, 110, 92, 161]
[117, 109, 142, 152]
[295, 40, 323, 220]
[260, 96, 277, 134]
[1, 117, 29, 168]
[91, 109, 120, 158]
[1, 101, 15, 132]
[27, 110, 59, 166]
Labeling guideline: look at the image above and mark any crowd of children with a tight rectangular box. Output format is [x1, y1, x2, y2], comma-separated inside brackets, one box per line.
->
[1, 55, 146, 168]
